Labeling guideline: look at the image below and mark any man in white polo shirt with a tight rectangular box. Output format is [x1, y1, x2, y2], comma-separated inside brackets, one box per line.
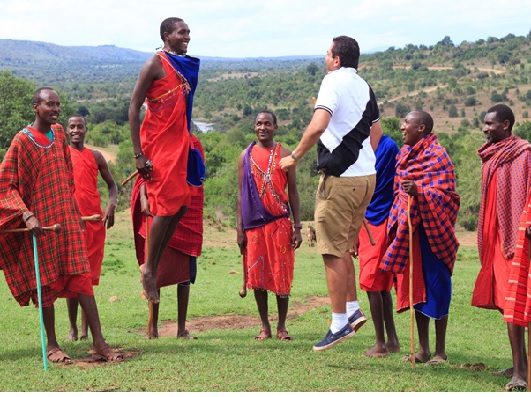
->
[280, 35, 382, 351]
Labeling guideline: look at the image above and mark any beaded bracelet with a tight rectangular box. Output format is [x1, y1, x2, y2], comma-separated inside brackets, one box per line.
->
[134, 152, 144, 159]
[293, 223, 303, 229]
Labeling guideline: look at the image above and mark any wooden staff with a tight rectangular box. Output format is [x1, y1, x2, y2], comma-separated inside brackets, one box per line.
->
[82, 214, 102, 222]
[121, 170, 139, 187]
[407, 195, 415, 368]
[239, 252, 247, 298]
[0, 224, 62, 234]
[145, 214, 154, 339]
[363, 219, 376, 246]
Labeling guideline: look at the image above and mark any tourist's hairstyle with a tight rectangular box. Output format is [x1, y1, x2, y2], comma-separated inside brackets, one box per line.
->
[255, 110, 277, 125]
[332, 36, 360, 69]
[487, 103, 515, 132]
[160, 17, 184, 41]
[413, 110, 434, 134]
[33, 87, 55, 105]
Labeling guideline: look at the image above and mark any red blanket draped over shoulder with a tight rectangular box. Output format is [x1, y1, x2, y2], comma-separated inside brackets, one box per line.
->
[0, 124, 91, 306]
[477, 135, 531, 262]
[380, 133, 460, 274]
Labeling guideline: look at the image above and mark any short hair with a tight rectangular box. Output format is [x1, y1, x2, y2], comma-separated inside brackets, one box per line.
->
[411, 110, 434, 134]
[160, 17, 184, 41]
[33, 87, 55, 105]
[487, 103, 515, 132]
[332, 36, 360, 69]
[255, 110, 277, 125]
[68, 114, 87, 125]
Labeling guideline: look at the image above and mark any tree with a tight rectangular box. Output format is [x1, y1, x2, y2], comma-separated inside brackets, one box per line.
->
[0, 72, 35, 149]
[306, 63, 319, 76]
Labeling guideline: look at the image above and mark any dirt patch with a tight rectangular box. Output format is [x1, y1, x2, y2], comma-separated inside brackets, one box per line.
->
[72, 349, 138, 368]
[137, 295, 329, 338]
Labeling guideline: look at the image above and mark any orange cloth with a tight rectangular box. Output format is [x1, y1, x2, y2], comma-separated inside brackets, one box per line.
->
[472, 173, 511, 311]
[70, 147, 105, 285]
[358, 220, 394, 292]
[244, 144, 294, 296]
[141, 52, 191, 216]
[394, 230, 427, 312]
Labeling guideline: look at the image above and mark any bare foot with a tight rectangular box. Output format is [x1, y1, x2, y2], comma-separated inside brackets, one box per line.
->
[385, 341, 400, 353]
[149, 326, 159, 339]
[139, 264, 160, 303]
[66, 328, 78, 342]
[364, 344, 390, 358]
[80, 334, 89, 341]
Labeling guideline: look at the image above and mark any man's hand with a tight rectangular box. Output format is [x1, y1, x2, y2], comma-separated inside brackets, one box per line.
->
[25, 214, 44, 236]
[401, 180, 418, 196]
[135, 155, 153, 181]
[279, 155, 297, 172]
[103, 202, 117, 229]
[292, 229, 302, 249]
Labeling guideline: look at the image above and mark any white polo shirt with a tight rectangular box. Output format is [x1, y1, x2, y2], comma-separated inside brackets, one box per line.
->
[315, 67, 380, 177]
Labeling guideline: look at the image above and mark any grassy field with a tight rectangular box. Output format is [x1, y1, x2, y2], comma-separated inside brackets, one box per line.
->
[0, 211, 517, 392]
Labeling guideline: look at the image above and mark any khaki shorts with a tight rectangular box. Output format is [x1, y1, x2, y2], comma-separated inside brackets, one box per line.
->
[315, 173, 376, 258]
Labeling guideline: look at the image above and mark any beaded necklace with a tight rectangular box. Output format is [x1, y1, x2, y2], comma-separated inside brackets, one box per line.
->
[22, 125, 55, 149]
[250, 143, 288, 214]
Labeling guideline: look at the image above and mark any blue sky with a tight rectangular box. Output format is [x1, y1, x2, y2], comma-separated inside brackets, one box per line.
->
[1, 0, 529, 58]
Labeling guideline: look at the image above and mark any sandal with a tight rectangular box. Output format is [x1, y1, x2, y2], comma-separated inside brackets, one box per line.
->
[276, 329, 293, 341]
[492, 367, 513, 377]
[402, 353, 430, 363]
[505, 377, 527, 391]
[92, 345, 124, 362]
[177, 330, 197, 339]
[254, 328, 272, 341]
[47, 347, 73, 365]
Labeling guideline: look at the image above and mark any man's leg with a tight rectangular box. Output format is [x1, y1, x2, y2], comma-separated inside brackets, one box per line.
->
[413, 311, 431, 363]
[276, 295, 289, 334]
[364, 291, 388, 357]
[78, 293, 123, 361]
[149, 289, 161, 338]
[80, 308, 89, 340]
[177, 284, 191, 337]
[254, 289, 271, 339]
[345, 252, 367, 331]
[43, 304, 72, 364]
[66, 298, 79, 341]
[324, 253, 349, 327]
[382, 291, 400, 352]
[433, 315, 448, 362]
[507, 323, 527, 385]
[141, 207, 187, 302]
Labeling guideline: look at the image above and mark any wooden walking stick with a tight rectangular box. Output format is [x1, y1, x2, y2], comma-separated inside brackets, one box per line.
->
[121, 170, 139, 187]
[363, 219, 376, 246]
[239, 252, 247, 298]
[407, 195, 415, 368]
[81, 214, 102, 222]
[145, 214, 154, 339]
[2, 224, 62, 370]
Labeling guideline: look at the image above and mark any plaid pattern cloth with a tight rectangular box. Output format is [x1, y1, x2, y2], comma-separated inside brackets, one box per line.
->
[0, 124, 90, 306]
[380, 133, 460, 274]
[477, 135, 531, 261]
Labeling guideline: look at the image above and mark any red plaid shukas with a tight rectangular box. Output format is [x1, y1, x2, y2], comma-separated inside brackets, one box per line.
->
[380, 133, 460, 274]
[0, 124, 90, 306]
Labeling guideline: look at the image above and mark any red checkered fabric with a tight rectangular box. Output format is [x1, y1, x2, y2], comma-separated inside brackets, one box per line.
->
[0, 124, 90, 306]
[477, 135, 531, 261]
[380, 133, 460, 274]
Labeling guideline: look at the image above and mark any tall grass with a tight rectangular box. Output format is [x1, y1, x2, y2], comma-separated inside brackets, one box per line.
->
[0, 213, 516, 391]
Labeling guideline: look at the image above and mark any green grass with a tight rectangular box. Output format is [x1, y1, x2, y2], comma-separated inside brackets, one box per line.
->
[0, 213, 517, 391]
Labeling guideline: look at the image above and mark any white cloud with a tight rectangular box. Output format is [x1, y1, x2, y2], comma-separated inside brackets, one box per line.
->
[0, 0, 529, 57]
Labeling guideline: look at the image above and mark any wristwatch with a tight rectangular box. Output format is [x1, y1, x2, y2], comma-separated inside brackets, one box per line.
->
[22, 211, 35, 223]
